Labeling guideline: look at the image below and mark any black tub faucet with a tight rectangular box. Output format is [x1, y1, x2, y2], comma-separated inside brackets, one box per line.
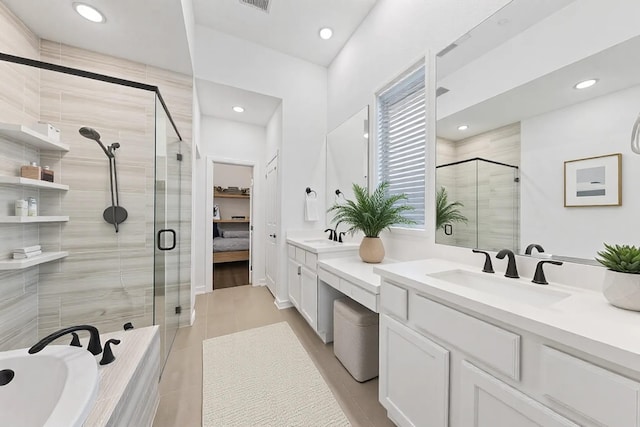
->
[28, 325, 102, 356]
[496, 249, 519, 278]
[525, 243, 545, 255]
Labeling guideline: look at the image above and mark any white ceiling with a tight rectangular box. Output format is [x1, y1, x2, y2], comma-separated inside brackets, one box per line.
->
[1, 0, 193, 75]
[437, 35, 640, 141]
[193, 0, 378, 66]
[197, 79, 281, 126]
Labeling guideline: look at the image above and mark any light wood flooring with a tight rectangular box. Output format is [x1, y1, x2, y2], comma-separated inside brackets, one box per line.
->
[153, 285, 394, 427]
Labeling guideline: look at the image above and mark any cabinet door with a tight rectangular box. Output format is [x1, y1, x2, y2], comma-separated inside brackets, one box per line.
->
[287, 258, 301, 309]
[300, 267, 317, 330]
[460, 361, 578, 427]
[379, 314, 449, 427]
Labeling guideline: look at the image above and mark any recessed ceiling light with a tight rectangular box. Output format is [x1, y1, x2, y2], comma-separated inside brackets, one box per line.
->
[319, 28, 333, 40]
[73, 3, 105, 23]
[574, 79, 598, 90]
[458, 125, 469, 131]
[232, 106, 245, 113]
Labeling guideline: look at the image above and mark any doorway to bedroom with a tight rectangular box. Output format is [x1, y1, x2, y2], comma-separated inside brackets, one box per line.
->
[212, 162, 253, 290]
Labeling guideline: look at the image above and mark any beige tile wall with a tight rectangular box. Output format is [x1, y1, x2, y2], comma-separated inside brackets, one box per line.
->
[0, 1, 192, 350]
[0, 1, 41, 350]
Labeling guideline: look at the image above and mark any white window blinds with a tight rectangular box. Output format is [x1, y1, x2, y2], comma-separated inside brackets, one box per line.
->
[377, 64, 426, 228]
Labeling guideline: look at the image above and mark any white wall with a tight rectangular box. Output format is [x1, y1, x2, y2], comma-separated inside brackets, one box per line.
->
[196, 116, 267, 291]
[190, 82, 201, 321]
[194, 27, 327, 305]
[521, 85, 640, 259]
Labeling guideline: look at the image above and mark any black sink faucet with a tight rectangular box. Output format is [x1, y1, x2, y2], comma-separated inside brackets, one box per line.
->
[496, 249, 519, 278]
[525, 243, 545, 255]
[324, 228, 335, 241]
[28, 325, 102, 356]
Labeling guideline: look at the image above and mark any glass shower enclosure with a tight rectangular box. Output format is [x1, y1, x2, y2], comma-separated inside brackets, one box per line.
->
[435, 157, 520, 252]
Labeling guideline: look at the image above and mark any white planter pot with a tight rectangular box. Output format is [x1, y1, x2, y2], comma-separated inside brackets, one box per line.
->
[602, 269, 640, 311]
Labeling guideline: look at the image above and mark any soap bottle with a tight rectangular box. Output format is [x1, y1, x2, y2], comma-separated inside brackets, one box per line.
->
[27, 197, 37, 216]
[14, 199, 27, 216]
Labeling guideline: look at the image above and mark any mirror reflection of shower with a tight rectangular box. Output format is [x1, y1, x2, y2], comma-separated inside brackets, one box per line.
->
[78, 127, 128, 232]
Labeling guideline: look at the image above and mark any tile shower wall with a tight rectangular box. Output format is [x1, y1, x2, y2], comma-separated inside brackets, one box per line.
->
[0, 2, 192, 349]
[0, 1, 41, 350]
[436, 123, 520, 251]
[37, 41, 193, 337]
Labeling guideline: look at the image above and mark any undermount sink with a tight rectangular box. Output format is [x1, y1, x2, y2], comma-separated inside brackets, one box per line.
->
[0, 345, 99, 427]
[428, 269, 571, 307]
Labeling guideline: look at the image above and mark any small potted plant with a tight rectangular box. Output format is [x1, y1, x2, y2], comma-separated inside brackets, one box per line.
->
[596, 243, 640, 311]
[328, 181, 415, 263]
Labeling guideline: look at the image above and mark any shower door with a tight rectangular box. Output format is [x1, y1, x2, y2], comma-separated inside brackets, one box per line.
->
[154, 96, 182, 364]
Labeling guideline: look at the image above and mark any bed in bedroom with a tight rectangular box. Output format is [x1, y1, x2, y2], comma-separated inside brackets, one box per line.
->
[212, 225, 250, 263]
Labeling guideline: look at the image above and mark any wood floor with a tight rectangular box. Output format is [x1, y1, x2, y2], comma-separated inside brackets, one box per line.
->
[212, 261, 249, 289]
[153, 285, 394, 427]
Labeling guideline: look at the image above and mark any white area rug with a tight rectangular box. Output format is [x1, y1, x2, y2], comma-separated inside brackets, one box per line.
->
[202, 322, 350, 427]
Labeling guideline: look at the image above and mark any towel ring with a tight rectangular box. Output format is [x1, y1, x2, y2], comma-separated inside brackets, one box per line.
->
[305, 187, 317, 198]
[335, 189, 345, 199]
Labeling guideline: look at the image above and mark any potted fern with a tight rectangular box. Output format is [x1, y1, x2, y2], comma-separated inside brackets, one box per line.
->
[436, 186, 468, 231]
[596, 243, 640, 311]
[328, 182, 415, 263]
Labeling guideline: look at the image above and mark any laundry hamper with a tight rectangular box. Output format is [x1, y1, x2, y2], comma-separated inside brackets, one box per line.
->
[333, 297, 379, 382]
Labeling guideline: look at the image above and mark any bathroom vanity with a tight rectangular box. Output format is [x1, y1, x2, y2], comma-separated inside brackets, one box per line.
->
[286, 237, 358, 342]
[375, 259, 640, 427]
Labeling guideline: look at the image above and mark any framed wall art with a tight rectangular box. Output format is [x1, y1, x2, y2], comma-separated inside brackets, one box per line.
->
[564, 153, 621, 207]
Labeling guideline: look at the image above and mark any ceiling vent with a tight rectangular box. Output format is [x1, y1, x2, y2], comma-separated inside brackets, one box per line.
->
[239, 0, 271, 13]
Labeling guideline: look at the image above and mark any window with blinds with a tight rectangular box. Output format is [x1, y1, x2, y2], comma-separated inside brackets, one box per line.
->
[377, 64, 426, 228]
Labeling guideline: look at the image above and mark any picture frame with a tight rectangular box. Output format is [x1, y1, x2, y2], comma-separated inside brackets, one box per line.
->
[564, 153, 621, 207]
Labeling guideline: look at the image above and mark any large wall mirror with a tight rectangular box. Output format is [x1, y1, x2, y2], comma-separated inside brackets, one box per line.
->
[435, 0, 640, 262]
[326, 106, 369, 223]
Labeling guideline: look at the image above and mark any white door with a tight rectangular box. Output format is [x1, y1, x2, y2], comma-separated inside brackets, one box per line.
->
[379, 314, 449, 427]
[460, 361, 578, 427]
[265, 155, 278, 296]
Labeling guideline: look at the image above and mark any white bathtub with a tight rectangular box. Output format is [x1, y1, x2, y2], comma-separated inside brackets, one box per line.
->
[0, 345, 99, 427]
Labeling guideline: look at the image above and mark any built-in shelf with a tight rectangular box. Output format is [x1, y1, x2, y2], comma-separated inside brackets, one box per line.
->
[0, 123, 69, 152]
[214, 192, 250, 199]
[214, 219, 250, 223]
[0, 216, 69, 223]
[0, 176, 69, 191]
[0, 251, 68, 270]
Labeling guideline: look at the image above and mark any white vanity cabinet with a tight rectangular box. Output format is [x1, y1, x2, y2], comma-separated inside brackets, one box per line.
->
[376, 270, 640, 427]
[285, 238, 358, 342]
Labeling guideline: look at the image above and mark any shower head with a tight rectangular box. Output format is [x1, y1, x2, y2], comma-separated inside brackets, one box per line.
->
[78, 126, 113, 158]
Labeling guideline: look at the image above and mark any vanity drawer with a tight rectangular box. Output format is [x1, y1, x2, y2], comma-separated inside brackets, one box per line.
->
[410, 293, 520, 380]
[380, 281, 408, 321]
[350, 285, 377, 312]
[318, 268, 340, 290]
[304, 252, 318, 270]
[541, 346, 640, 427]
[287, 244, 295, 258]
[295, 247, 306, 263]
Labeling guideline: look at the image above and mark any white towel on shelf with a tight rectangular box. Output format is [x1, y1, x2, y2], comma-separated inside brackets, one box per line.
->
[304, 197, 319, 222]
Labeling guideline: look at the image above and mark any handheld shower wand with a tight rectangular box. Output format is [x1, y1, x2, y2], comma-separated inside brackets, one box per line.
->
[632, 112, 640, 154]
[78, 127, 128, 232]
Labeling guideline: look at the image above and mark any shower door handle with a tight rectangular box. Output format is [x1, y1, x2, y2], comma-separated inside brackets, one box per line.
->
[157, 229, 176, 251]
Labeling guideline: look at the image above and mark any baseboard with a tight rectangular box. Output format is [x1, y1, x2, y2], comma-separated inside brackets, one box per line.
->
[190, 309, 196, 326]
[274, 297, 293, 310]
[195, 285, 206, 295]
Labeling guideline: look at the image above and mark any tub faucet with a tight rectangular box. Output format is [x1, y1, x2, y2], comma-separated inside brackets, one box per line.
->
[496, 249, 519, 278]
[28, 325, 102, 356]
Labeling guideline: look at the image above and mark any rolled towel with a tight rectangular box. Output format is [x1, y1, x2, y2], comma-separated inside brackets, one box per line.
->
[305, 197, 319, 222]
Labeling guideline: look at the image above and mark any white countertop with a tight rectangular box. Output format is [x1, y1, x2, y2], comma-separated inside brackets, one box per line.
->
[318, 256, 397, 294]
[374, 259, 640, 372]
[286, 236, 360, 254]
